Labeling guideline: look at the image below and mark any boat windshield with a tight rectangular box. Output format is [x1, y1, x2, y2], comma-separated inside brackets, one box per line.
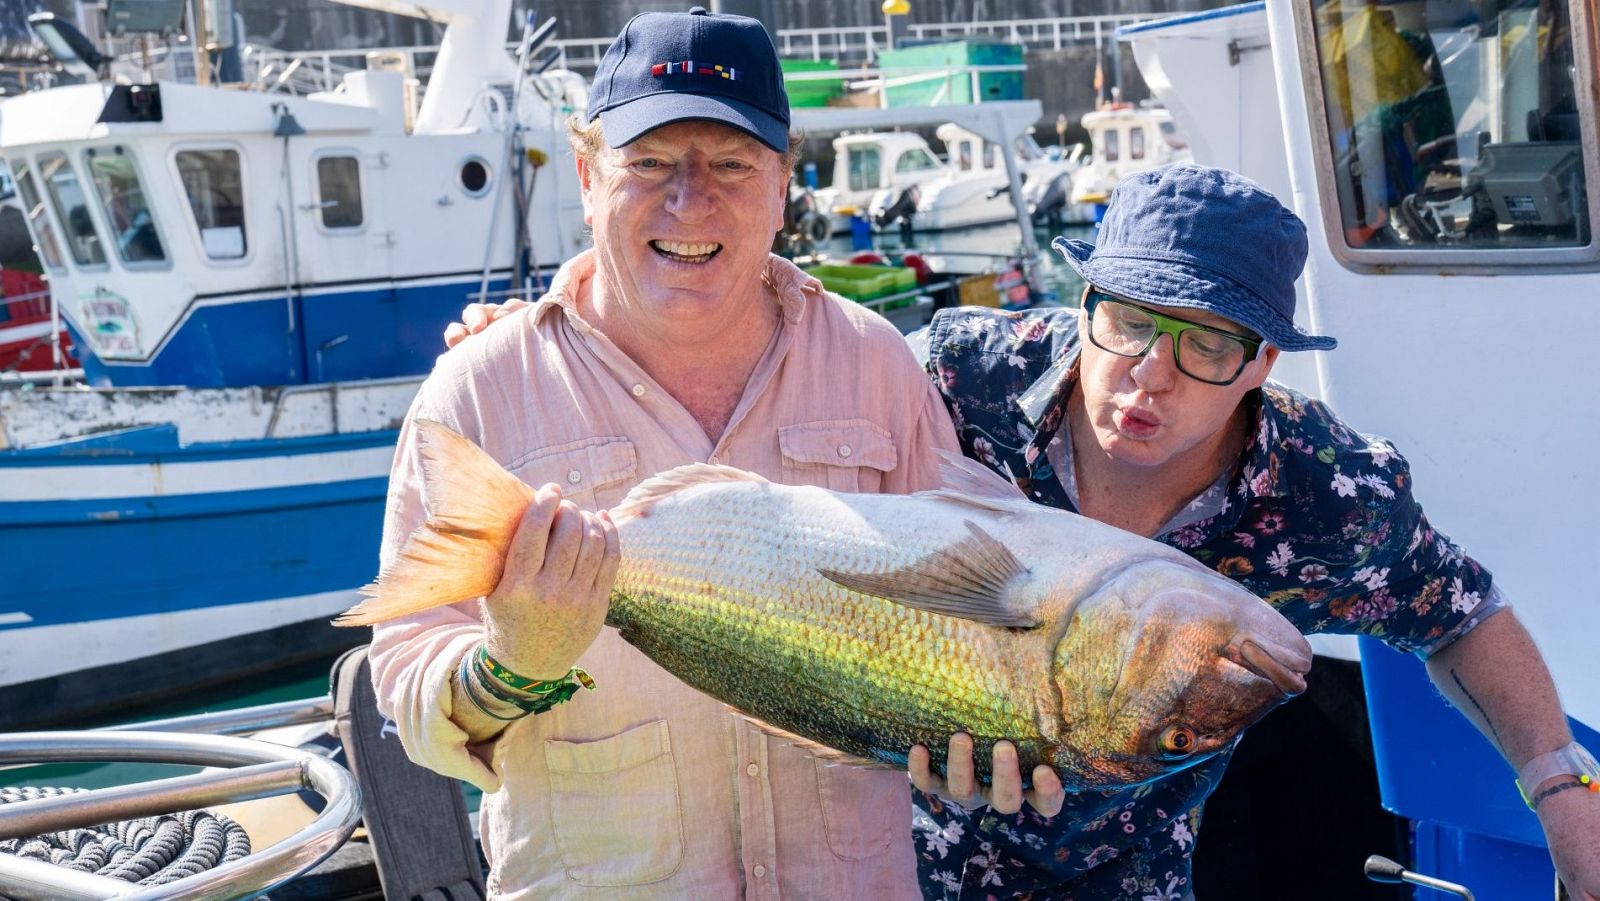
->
[38, 151, 108, 268]
[1308, 0, 1590, 251]
[847, 146, 881, 192]
[86, 145, 167, 265]
[10, 160, 65, 272]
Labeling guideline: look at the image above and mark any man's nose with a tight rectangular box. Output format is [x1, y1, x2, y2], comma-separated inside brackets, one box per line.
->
[664, 165, 713, 220]
[1130, 334, 1178, 391]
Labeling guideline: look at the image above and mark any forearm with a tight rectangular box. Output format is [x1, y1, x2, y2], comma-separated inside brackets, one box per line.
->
[1424, 609, 1572, 770]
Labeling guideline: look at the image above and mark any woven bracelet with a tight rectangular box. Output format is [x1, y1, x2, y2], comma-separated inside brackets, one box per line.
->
[457, 651, 528, 722]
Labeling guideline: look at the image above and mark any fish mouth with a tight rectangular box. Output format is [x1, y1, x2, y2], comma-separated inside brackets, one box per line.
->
[1230, 638, 1309, 697]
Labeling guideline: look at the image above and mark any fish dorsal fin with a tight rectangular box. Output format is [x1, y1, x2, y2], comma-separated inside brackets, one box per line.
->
[912, 451, 1029, 514]
[735, 711, 895, 771]
[611, 463, 770, 522]
[819, 520, 1039, 628]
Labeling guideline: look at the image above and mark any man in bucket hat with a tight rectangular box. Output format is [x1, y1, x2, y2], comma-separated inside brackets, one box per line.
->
[912, 164, 1599, 899]
[371, 7, 958, 898]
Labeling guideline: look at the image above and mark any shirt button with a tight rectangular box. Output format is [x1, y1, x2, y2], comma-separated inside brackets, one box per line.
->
[567, 470, 582, 484]
[746, 762, 759, 776]
[838, 444, 852, 459]
[753, 865, 767, 878]
[631, 384, 646, 397]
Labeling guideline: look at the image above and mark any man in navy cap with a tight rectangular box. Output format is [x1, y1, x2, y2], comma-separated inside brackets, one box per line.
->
[373, 7, 959, 898]
[911, 164, 1599, 900]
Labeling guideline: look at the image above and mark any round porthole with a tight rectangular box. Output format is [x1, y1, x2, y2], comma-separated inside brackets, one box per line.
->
[459, 157, 491, 196]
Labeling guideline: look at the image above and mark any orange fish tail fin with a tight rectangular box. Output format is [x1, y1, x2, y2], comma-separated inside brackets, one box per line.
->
[335, 420, 535, 626]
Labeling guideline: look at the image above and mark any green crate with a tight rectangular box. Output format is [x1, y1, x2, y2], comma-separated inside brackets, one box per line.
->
[781, 58, 843, 108]
[878, 40, 1023, 107]
[804, 263, 918, 301]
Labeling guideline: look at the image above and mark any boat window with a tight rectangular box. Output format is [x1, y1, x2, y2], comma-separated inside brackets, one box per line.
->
[10, 160, 65, 272]
[848, 146, 881, 191]
[1306, 0, 1591, 254]
[459, 157, 492, 197]
[38, 152, 107, 268]
[175, 149, 248, 259]
[896, 148, 939, 173]
[956, 143, 972, 171]
[982, 142, 998, 169]
[1129, 127, 1147, 161]
[85, 145, 166, 265]
[1102, 129, 1120, 163]
[316, 155, 363, 229]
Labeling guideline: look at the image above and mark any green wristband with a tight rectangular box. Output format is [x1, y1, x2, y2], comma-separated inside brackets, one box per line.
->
[478, 645, 597, 695]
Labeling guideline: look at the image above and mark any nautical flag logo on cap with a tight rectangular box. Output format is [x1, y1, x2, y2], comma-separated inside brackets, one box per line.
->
[651, 60, 738, 80]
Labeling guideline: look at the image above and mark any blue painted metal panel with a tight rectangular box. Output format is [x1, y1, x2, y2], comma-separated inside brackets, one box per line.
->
[0, 477, 388, 629]
[1360, 636, 1598, 896]
[76, 271, 536, 389]
[1, 429, 398, 465]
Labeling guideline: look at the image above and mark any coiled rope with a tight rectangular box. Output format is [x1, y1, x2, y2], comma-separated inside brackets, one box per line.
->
[0, 785, 252, 895]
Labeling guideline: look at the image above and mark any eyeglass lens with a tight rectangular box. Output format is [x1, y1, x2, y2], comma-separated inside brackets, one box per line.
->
[1090, 299, 1250, 384]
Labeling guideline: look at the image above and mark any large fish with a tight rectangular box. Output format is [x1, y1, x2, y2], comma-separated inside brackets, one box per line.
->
[340, 422, 1311, 790]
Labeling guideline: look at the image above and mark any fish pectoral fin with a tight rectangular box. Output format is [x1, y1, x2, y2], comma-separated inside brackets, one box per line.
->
[818, 520, 1040, 628]
[736, 713, 893, 770]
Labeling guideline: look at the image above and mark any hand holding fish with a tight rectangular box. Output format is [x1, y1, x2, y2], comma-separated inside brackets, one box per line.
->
[481, 484, 620, 681]
[910, 734, 1066, 817]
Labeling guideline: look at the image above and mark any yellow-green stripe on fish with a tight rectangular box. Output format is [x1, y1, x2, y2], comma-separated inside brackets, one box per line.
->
[340, 421, 1311, 790]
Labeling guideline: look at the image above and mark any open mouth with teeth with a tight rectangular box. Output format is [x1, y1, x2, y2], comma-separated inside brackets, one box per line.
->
[651, 240, 722, 264]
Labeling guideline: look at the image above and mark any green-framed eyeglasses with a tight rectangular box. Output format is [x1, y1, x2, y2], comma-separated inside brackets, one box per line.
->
[1082, 289, 1263, 386]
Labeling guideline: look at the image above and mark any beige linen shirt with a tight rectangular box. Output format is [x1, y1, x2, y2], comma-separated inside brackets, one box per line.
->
[369, 250, 960, 899]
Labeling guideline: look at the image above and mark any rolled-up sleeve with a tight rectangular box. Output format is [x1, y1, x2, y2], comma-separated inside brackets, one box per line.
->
[366, 387, 505, 792]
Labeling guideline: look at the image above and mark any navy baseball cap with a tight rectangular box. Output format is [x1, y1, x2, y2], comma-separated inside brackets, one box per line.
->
[1053, 164, 1335, 351]
[587, 6, 791, 153]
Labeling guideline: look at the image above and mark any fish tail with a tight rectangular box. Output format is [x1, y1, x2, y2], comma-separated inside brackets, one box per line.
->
[335, 420, 535, 626]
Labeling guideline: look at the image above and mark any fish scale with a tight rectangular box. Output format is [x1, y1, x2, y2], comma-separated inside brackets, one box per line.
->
[341, 422, 1315, 791]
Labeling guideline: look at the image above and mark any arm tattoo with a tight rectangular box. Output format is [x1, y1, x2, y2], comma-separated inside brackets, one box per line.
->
[1530, 777, 1588, 811]
[1449, 668, 1503, 753]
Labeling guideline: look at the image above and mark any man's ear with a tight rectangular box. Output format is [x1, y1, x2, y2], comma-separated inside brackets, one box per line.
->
[1249, 345, 1282, 386]
[576, 155, 595, 226]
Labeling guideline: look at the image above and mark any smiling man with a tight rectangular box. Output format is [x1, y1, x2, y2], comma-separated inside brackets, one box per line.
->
[367, 7, 959, 899]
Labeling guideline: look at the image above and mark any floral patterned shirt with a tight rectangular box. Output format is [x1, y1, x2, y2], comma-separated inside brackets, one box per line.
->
[911, 306, 1503, 899]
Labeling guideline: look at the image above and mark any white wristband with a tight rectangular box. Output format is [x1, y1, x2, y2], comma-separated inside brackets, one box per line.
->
[1516, 741, 1599, 808]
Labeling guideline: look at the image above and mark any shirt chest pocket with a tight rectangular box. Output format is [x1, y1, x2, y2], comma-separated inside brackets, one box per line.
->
[778, 420, 898, 493]
[506, 437, 638, 511]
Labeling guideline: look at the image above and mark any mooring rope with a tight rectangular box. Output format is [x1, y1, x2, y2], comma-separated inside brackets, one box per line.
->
[0, 785, 252, 894]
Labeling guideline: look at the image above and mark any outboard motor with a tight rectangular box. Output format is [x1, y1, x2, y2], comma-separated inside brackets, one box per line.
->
[869, 185, 920, 246]
[776, 181, 830, 258]
[1027, 171, 1075, 231]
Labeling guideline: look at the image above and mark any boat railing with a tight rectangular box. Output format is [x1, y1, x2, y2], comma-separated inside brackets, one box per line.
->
[907, 13, 1151, 51]
[243, 13, 1159, 97]
[0, 724, 359, 900]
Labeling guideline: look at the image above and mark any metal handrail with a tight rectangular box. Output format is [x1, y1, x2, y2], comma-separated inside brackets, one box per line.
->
[0, 730, 360, 901]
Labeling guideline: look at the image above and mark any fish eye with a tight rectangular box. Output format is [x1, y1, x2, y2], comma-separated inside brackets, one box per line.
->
[1156, 724, 1197, 759]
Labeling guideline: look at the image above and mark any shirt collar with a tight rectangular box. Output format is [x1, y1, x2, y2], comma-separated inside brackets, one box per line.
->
[532, 249, 817, 329]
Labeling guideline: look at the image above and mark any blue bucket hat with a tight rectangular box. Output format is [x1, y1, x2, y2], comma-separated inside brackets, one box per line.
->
[1053, 164, 1335, 351]
[587, 6, 790, 153]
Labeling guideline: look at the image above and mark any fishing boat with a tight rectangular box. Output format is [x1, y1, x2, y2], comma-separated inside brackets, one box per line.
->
[813, 124, 1091, 236]
[1126, 2, 1599, 898]
[0, 0, 589, 729]
[1068, 102, 1192, 210]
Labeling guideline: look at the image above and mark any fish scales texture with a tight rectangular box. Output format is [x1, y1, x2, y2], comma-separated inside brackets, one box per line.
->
[606, 482, 1048, 773]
